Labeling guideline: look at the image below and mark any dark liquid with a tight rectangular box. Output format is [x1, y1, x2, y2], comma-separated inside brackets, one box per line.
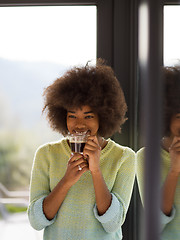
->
[70, 142, 86, 153]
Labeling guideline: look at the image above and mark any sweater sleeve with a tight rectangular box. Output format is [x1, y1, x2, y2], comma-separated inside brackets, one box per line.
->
[94, 147, 135, 233]
[93, 193, 123, 235]
[28, 145, 55, 230]
[28, 195, 57, 230]
[112, 147, 136, 225]
[160, 206, 176, 231]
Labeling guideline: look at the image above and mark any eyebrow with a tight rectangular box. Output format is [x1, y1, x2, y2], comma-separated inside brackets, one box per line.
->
[67, 111, 94, 114]
[84, 111, 94, 114]
[67, 111, 76, 113]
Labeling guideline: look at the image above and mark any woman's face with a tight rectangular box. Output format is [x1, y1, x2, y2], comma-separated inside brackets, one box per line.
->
[66, 105, 99, 136]
[170, 113, 180, 137]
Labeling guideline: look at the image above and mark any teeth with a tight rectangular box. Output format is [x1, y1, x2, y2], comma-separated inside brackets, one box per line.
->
[74, 130, 90, 135]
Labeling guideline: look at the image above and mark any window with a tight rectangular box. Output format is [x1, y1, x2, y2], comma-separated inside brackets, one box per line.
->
[164, 5, 180, 65]
[0, 5, 96, 240]
[0, 1, 137, 240]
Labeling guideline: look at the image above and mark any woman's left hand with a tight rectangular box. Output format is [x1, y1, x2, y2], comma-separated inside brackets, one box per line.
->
[83, 135, 101, 173]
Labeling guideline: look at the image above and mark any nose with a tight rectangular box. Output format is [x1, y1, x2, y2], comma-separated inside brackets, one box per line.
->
[74, 118, 86, 131]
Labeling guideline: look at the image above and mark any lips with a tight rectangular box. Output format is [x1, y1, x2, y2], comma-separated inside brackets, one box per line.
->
[73, 130, 91, 135]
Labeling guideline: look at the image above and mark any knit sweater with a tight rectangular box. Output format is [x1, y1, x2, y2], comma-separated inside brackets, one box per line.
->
[136, 147, 180, 240]
[28, 138, 135, 240]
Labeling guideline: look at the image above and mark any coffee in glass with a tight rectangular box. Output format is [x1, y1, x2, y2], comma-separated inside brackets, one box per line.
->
[69, 132, 88, 153]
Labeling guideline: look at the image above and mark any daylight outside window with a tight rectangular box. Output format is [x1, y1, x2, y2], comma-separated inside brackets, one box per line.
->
[0, 6, 96, 240]
[164, 5, 180, 65]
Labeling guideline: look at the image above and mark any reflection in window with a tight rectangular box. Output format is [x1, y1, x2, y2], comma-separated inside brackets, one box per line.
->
[0, 6, 96, 240]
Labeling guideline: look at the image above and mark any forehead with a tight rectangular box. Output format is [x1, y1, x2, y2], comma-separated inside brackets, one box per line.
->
[67, 105, 93, 113]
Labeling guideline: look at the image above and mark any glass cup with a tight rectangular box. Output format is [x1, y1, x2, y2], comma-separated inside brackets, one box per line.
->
[68, 132, 88, 154]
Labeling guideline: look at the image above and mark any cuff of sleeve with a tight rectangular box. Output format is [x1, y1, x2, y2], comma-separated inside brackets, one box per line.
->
[93, 193, 123, 233]
[160, 206, 176, 231]
[28, 196, 56, 230]
[93, 193, 121, 223]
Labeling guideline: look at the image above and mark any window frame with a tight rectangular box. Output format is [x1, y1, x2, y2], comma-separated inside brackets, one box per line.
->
[0, 1, 137, 239]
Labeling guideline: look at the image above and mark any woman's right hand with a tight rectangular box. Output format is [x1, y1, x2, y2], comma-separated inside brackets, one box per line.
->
[63, 153, 89, 187]
[169, 136, 180, 174]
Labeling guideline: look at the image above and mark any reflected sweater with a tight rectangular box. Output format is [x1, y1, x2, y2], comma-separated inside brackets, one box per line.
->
[136, 148, 180, 240]
[28, 138, 135, 240]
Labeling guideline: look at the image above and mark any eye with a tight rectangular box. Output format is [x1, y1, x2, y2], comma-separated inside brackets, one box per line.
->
[85, 115, 94, 119]
[175, 114, 180, 119]
[68, 115, 76, 119]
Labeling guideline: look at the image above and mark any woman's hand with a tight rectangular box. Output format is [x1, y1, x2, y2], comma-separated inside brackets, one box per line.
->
[169, 136, 180, 174]
[83, 135, 112, 215]
[161, 136, 180, 216]
[63, 153, 89, 187]
[83, 135, 101, 173]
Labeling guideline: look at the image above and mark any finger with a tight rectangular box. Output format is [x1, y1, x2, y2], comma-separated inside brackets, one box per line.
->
[83, 148, 96, 158]
[85, 138, 101, 150]
[87, 135, 99, 145]
[86, 138, 97, 146]
[173, 145, 180, 152]
[76, 161, 89, 171]
[84, 142, 99, 151]
[170, 136, 180, 147]
[72, 157, 88, 168]
[68, 153, 83, 164]
[80, 161, 89, 169]
[169, 142, 180, 151]
[78, 166, 89, 174]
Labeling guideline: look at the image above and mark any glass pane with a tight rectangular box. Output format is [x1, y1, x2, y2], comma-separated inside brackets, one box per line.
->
[137, 5, 180, 240]
[164, 6, 180, 65]
[158, 5, 180, 240]
[0, 6, 96, 240]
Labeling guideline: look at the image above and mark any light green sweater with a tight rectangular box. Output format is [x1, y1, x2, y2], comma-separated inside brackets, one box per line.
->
[28, 138, 135, 240]
[136, 147, 180, 240]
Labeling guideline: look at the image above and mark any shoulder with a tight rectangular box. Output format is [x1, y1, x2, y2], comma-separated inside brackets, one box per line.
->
[35, 138, 68, 155]
[136, 147, 145, 159]
[136, 147, 145, 173]
[110, 139, 135, 156]
[104, 139, 135, 166]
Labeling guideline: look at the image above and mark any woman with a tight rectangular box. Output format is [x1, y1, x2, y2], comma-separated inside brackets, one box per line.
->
[28, 59, 135, 240]
[136, 66, 180, 239]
